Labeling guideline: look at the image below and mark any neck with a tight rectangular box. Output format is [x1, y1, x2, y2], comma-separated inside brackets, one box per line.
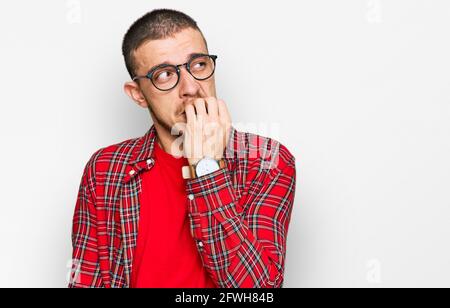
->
[153, 121, 184, 157]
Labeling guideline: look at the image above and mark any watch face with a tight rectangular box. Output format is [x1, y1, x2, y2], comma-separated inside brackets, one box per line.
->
[196, 157, 220, 177]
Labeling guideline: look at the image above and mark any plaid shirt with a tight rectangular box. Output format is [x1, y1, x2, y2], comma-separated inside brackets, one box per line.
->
[69, 125, 296, 288]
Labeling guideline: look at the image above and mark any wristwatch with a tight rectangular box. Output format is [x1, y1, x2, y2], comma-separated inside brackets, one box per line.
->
[182, 157, 226, 179]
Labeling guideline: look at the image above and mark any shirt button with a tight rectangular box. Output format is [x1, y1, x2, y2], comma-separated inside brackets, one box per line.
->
[146, 158, 154, 165]
[188, 194, 194, 201]
[198, 241, 204, 248]
[129, 169, 136, 176]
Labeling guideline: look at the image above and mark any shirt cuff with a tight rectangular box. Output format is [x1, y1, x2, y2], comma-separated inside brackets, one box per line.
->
[185, 167, 236, 214]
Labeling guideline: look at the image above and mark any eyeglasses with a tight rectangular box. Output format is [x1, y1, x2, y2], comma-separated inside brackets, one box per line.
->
[132, 54, 218, 91]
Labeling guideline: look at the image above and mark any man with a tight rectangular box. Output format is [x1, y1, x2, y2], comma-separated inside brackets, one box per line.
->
[69, 8, 296, 288]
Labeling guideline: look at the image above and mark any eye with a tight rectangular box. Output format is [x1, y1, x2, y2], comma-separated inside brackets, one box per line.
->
[154, 70, 174, 82]
[193, 61, 206, 69]
[192, 61, 207, 72]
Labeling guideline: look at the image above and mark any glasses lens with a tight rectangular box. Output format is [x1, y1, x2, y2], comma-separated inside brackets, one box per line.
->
[189, 55, 215, 80]
[151, 65, 179, 90]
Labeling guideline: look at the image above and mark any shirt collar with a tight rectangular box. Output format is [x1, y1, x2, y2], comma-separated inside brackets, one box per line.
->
[127, 125, 158, 165]
[125, 124, 238, 173]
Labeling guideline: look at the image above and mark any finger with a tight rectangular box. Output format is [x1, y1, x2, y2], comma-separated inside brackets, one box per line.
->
[217, 99, 231, 122]
[204, 97, 219, 119]
[185, 104, 196, 124]
[194, 98, 207, 118]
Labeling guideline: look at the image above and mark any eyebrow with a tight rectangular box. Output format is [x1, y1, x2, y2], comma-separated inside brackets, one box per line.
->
[146, 52, 208, 73]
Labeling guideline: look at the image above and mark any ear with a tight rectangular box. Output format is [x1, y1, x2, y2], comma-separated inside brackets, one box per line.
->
[124, 81, 149, 109]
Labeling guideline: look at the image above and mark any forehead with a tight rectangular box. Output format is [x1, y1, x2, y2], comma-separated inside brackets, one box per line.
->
[133, 28, 208, 73]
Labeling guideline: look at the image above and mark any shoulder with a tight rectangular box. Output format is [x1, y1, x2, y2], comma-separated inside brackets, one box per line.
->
[80, 135, 141, 183]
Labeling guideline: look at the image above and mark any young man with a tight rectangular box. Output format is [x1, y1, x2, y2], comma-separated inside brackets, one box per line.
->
[69, 9, 296, 288]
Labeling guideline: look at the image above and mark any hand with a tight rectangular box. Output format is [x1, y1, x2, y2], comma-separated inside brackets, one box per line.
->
[183, 97, 232, 166]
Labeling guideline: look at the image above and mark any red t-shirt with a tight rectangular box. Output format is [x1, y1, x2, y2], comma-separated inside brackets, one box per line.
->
[130, 141, 216, 288]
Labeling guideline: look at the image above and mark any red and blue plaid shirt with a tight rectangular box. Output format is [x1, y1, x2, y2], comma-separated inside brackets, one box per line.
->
[69, 125, 296, 288]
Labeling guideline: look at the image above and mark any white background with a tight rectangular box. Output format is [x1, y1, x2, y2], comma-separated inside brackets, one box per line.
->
[0, 0, 449, 288]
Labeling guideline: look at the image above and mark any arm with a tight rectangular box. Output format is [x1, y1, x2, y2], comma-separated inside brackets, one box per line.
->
[68, 160, 103, 288]
[186, 148, 296, 288]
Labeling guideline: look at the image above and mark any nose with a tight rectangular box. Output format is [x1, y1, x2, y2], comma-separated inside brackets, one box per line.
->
[177, 65, 201, 98]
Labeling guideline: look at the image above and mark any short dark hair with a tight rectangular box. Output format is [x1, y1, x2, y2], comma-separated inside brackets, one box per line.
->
[122, 9, 207, 78]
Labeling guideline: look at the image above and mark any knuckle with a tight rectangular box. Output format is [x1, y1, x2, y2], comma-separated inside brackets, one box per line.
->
[208, 98, 217, 106]
[194, 98, 204, 105]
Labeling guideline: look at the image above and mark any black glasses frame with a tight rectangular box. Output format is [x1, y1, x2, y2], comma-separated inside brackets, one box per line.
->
[132, 54, 218, 91]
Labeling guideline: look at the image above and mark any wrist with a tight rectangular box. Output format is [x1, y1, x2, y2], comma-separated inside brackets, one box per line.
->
[182, 157, 226, 179]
